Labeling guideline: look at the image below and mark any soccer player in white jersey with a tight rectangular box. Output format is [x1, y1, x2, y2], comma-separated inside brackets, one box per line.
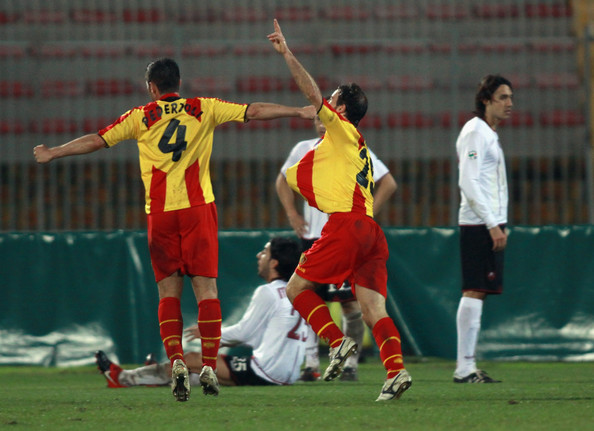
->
[95, 237, 308, 387]
[454, 75, 513, 383]
[276, 116, 397, 381]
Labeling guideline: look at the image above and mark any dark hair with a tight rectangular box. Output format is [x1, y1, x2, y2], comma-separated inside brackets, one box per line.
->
[473, 74, 513, 119]
[336, 83, 368, 127]
[269, 237, 301, 282]
[145, 58, 181, 94]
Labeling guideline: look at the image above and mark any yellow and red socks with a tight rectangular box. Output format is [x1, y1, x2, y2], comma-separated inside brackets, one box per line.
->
[373, 317, 405, 378]
[158, 297, 184, 365]
[293, 290, 343, 347]
[198, 298, 222, 370]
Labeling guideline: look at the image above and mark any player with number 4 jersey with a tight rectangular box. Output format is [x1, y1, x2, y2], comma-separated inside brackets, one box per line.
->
[33, 58, 315, 402]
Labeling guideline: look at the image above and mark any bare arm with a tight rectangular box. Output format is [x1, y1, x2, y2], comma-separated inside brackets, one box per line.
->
[372, 173, 398, 216]
[245, 102, 315, 121]
[267, 19, 323, 109]
[33, 134, 106, 164]
[275, 173, 308, 238]
[489, 226, 508, 252]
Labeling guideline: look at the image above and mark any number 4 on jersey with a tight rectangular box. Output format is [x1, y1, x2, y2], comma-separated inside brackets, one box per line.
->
[158, 119, 187, 162]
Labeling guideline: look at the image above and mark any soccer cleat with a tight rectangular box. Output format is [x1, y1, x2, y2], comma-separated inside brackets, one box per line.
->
[453, 369, 501, 383]
[298, 367, 321, 382]
[376, 369, 412, 401]
[199, 365, 220, 396]
[323, 336, 358, 381]
[144, 352, 157, 366]
[171, 359, 191, 402]
[95, 350, 126, 388]
[340, 367, 359, 381]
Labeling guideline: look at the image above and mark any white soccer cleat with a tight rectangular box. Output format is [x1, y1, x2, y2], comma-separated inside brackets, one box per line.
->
[171, 359, 190, 402]
[376, 369, 412, 401]
[323, 336, 358, 381]
[199, 365, 220, 396]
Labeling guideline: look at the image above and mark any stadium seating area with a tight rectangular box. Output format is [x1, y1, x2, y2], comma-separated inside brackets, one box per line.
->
[0, 0, 590, 229]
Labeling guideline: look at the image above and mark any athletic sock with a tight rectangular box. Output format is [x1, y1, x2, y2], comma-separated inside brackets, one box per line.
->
[372, 317, 405, 379]
[198, 298, 222, 370]
[303, 324, 320, 370]
[158, 297, 184, 366]
[343, 309, 364, 369]
[455, 296, 483, 377]
[293, 290, 344, 347]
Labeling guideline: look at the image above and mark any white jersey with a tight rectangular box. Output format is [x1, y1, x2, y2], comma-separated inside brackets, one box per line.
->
[280, 137, 390, 239]
[456, 117, 508, 228]
[221, 279, 308, 385]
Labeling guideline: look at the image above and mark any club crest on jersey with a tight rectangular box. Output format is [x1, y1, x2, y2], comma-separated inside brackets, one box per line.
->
[468, 150, 478, 159]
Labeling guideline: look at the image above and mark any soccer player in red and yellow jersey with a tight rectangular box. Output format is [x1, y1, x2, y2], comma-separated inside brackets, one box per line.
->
[33, 58, 315, 402]
[268, 20, 412, 401]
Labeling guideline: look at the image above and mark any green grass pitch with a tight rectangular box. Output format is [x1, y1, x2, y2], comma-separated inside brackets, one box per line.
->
[1, 358, 592, 431]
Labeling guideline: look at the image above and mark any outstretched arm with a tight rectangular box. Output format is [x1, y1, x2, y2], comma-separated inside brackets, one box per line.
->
[267, 19, 323, 109]
[246, 102, 315, 121]
[33, 134, 107, 164]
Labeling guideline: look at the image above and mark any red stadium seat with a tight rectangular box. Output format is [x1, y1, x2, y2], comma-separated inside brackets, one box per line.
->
[424, 4, 469, 20]
[478, 40, 525, 53]
[330, 43, 381, 56]
[472, 4, 520, 18]
[539, 110, 585, 126]
[289, 76, 332, 93]
[438, 111, 474, 128]
[337, 75, 383, 91]
[358, 113, 384, 130]
[122, 9, 164, 23]
[0, 45, 26, 59]
[429, 42, 477, 54]
[70, 9, 117, 23]
[384, 40, 427, 54]
[32, 44, 78, 58]
[321, 6, 371, 20]
[274, 6, 316, 21]
[131, 44, 175, 58]
[80, 44, 127, 58]
[505, 73, 533, 89]
[0, 119, 25, 135]
[289, 117, 314, 130]
[387, 75, 435, 91]
[31, 118, 78, 134]
[528, 38, 575, 53]
[222, 7, 267, 22]
[86, 79, 134, 96]
[374, 4, 419, 20]
[0, 12, 20, 24]
[504, 111, 535, 127]
[23, 10, 66, 23]
[82, 117, 115, 133]
[387, 112, 434, 129]
[41, 80, 84, 98]
[0, 81, 34, 98]
[181, 45, 226, 58]
[187, 77, 232, 94]
[525, 2, 572, 18]
[237, 76, 284, 93]
[534, 73, 580, 89]
[233, 45, 274, 56]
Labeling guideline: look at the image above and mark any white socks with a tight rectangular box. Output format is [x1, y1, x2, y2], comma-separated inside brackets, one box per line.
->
[303, 325, 320, 370]
[343, 310, 364, 369]
[455, 297, 483, 377]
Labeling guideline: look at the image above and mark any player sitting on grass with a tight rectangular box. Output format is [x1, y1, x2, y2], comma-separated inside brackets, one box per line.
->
[96, 237, 309, 388]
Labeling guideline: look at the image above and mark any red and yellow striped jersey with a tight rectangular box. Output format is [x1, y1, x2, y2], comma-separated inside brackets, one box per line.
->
[285, 100, 375, 217]
[99, 94, 247, 214]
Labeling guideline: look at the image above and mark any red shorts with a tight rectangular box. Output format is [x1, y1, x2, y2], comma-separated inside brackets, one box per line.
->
[147, 203, 218, 282]
[295, 212, 389, 297]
